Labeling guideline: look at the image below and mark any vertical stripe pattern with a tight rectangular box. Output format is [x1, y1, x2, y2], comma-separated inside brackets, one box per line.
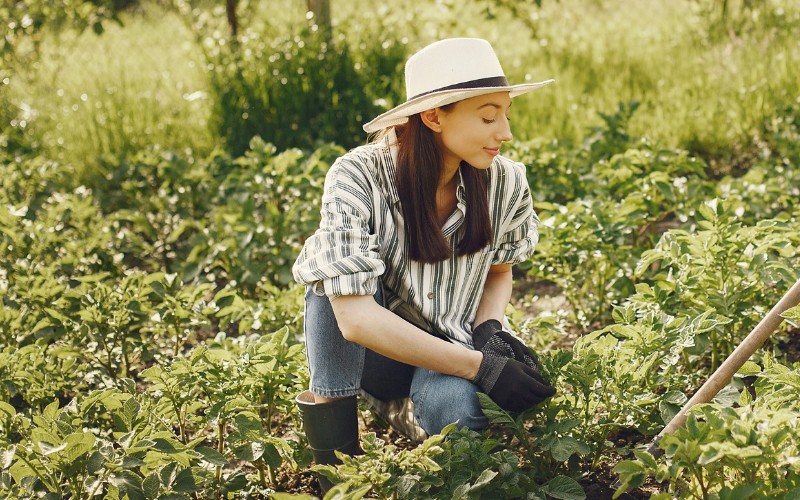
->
[292, 130, 539, 347]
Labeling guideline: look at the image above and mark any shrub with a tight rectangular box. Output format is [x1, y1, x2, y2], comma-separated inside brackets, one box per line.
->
[200, 22, 407, 154]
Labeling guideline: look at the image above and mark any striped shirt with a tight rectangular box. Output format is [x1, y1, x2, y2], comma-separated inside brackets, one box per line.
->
[292, 130, 539, 347]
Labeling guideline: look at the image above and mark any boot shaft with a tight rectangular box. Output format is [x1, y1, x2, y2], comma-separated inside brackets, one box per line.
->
[296, 390, 361, 463]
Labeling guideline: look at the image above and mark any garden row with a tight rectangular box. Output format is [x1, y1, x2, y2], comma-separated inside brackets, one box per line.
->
[1, 101, 799, 498]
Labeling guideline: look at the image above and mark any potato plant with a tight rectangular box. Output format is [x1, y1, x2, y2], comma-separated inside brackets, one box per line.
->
[1, 97, 799, 498]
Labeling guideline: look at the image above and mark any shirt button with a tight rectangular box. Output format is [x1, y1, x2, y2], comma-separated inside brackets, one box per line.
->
[427, 292, 434, 299]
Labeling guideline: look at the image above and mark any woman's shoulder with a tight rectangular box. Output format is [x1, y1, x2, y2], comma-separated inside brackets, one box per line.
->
[489, 154, 528, 186]
[324, 141, 391, 194]
[333, 142, 387, 174]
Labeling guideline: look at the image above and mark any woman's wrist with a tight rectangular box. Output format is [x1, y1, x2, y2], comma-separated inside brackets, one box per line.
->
[465, 350, 483, 381]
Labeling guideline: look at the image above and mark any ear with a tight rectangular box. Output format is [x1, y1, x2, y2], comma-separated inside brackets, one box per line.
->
[419, 109, 442, 132]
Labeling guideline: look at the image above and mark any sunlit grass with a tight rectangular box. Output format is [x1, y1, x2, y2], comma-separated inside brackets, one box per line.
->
[470, 0, 800, 157]
[8, 0, 800, 170]
[331, 0, 800, 158]
[11, 7, 211, 181]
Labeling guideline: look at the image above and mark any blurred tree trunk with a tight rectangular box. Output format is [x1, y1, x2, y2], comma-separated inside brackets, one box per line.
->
[226, 0, 238, 36]
[306, 0, 332, 40]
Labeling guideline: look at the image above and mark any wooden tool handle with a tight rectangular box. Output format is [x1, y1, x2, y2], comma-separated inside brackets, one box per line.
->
[647, 277, 800, 455]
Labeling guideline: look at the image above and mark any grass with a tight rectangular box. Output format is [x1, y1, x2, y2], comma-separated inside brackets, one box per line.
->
[8, 8, 211, 182]
[6, 0, 800, 171]
[320, 0, 800, 160]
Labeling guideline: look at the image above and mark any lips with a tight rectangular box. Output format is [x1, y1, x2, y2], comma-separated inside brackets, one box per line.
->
[484, 147, 500, 157]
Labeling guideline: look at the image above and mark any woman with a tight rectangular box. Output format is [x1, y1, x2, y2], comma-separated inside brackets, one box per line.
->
[292, 37, 556, 482]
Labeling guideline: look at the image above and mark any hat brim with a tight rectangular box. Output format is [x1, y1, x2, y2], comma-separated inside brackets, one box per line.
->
[362, 79, 554, 133]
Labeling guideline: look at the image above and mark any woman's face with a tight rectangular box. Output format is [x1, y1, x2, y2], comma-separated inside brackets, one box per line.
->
[435, 91, 513, 170]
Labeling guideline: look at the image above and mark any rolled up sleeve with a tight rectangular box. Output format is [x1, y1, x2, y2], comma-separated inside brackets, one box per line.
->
[491, 166, 540, 265]
[492, 207, 539, 265]
[292, 158, 385, 297]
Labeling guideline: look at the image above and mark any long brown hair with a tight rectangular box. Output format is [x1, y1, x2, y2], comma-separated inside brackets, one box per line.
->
[392, 111, 492, 263]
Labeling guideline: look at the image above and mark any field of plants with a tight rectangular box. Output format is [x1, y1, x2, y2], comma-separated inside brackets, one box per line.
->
[2, 0, 800, 498]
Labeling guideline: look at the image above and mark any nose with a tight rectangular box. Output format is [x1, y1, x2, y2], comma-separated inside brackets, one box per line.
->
[497, 116, 513, 142]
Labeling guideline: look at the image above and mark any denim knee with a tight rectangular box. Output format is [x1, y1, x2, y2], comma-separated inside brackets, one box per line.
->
[303, 285, 414, 401]
[303, 288, 365, 398]
[410, 368, 489, 436]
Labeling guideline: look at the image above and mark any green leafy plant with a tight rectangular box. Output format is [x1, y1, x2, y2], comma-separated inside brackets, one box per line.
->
[615, 402, 800, 499]
[140, 327, 307, 491]
[0, 389, 212, 498]
[177, 139, 340, 289]
[636, 199, 800, 370]
[181, 9, 407, 154]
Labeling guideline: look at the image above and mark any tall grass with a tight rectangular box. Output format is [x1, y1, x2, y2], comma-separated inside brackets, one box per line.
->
[7, 0, 799, 169]
[314, 0, 800, 161]
[10, 8, 211, 183]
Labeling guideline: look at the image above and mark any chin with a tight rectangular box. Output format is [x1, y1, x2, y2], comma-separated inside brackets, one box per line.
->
[470, 160, 494, 170]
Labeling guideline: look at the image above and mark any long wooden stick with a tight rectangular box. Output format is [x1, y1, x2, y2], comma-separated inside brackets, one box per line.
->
[646, 277, 800, 455]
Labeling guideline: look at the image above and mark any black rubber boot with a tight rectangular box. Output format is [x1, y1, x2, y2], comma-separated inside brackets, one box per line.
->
[296, 390, 361, 493]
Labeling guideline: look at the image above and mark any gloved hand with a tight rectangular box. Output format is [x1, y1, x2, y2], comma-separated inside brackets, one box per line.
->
[472, 351, 556, 412]
[473, 319, 543, 372]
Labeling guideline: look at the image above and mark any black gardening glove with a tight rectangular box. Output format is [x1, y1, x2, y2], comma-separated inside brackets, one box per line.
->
[472, 352, 556, 412]
[473, 319, 544, 373]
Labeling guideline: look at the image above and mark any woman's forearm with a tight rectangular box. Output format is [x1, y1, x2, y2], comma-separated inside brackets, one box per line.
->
[473, 264, 513, 327]
[331, 295, 483, 380]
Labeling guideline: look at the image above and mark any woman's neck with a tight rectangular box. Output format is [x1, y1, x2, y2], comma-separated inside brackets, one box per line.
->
[436, 166, 459, 226]
[438, 157, 460, 191]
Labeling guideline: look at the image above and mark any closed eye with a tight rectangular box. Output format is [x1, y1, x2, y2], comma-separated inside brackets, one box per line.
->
[483, 115, 511, 124]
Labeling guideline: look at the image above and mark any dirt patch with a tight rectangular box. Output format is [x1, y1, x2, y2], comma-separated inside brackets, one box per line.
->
[775, 327, 800, 363]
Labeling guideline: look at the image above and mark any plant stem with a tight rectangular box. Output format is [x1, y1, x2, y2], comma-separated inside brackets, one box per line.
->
[256, 460, 268, 487]
[123, 347, 130, 378]
[106, 345, 117, 380]
[216, 418, 226, 482]
[17, 453, 57, 492]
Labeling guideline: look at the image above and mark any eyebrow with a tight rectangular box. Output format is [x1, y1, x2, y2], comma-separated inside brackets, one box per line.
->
[477, 102, 512, 110]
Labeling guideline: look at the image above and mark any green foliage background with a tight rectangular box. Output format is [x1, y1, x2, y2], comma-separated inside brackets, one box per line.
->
[1, 0, 800, 498]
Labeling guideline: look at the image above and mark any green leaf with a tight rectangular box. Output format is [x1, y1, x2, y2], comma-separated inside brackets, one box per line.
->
[142, 473, 161, 499]
[39, 441, 67, 456]
[152, 437, 185, 454]
[123, 396, 141, 425]
[785, 487, 800, 500]
[782, 305, 800, 323]
[159, 462, 179, 487]
[62, 432, 96, 463]
[613, 460, 646, 476]
[233, 412, 263, 437]
[42, 399, 60, 420]
[550, 436, 590, 462]
[172, 468, 200, 493]
[233, 442, 265, 461]
[719, 483, 760, 500]
[712, 384, 740, 407]
[542, 475, 586, 500]
[322, 481, 371, 499]
[109, 470, 144, 498]
[698, 199, 719, 222]
[632, 450, 658, 469]
[262, 443, 283, 469]
[0, 401, 16, 420]
[196, 446, 227, 466]
[476, 393, 514, 424]
[471, 468, 498, 489]
[8, 459, 38, 485]
[737, 361, 762, 376]
[0, 446, 16, 469]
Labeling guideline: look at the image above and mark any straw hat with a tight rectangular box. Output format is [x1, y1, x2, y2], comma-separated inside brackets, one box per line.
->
[363, 38, 554, 133]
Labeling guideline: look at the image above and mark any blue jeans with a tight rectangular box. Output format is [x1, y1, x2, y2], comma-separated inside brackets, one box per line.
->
[303, 287, 488, 436]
